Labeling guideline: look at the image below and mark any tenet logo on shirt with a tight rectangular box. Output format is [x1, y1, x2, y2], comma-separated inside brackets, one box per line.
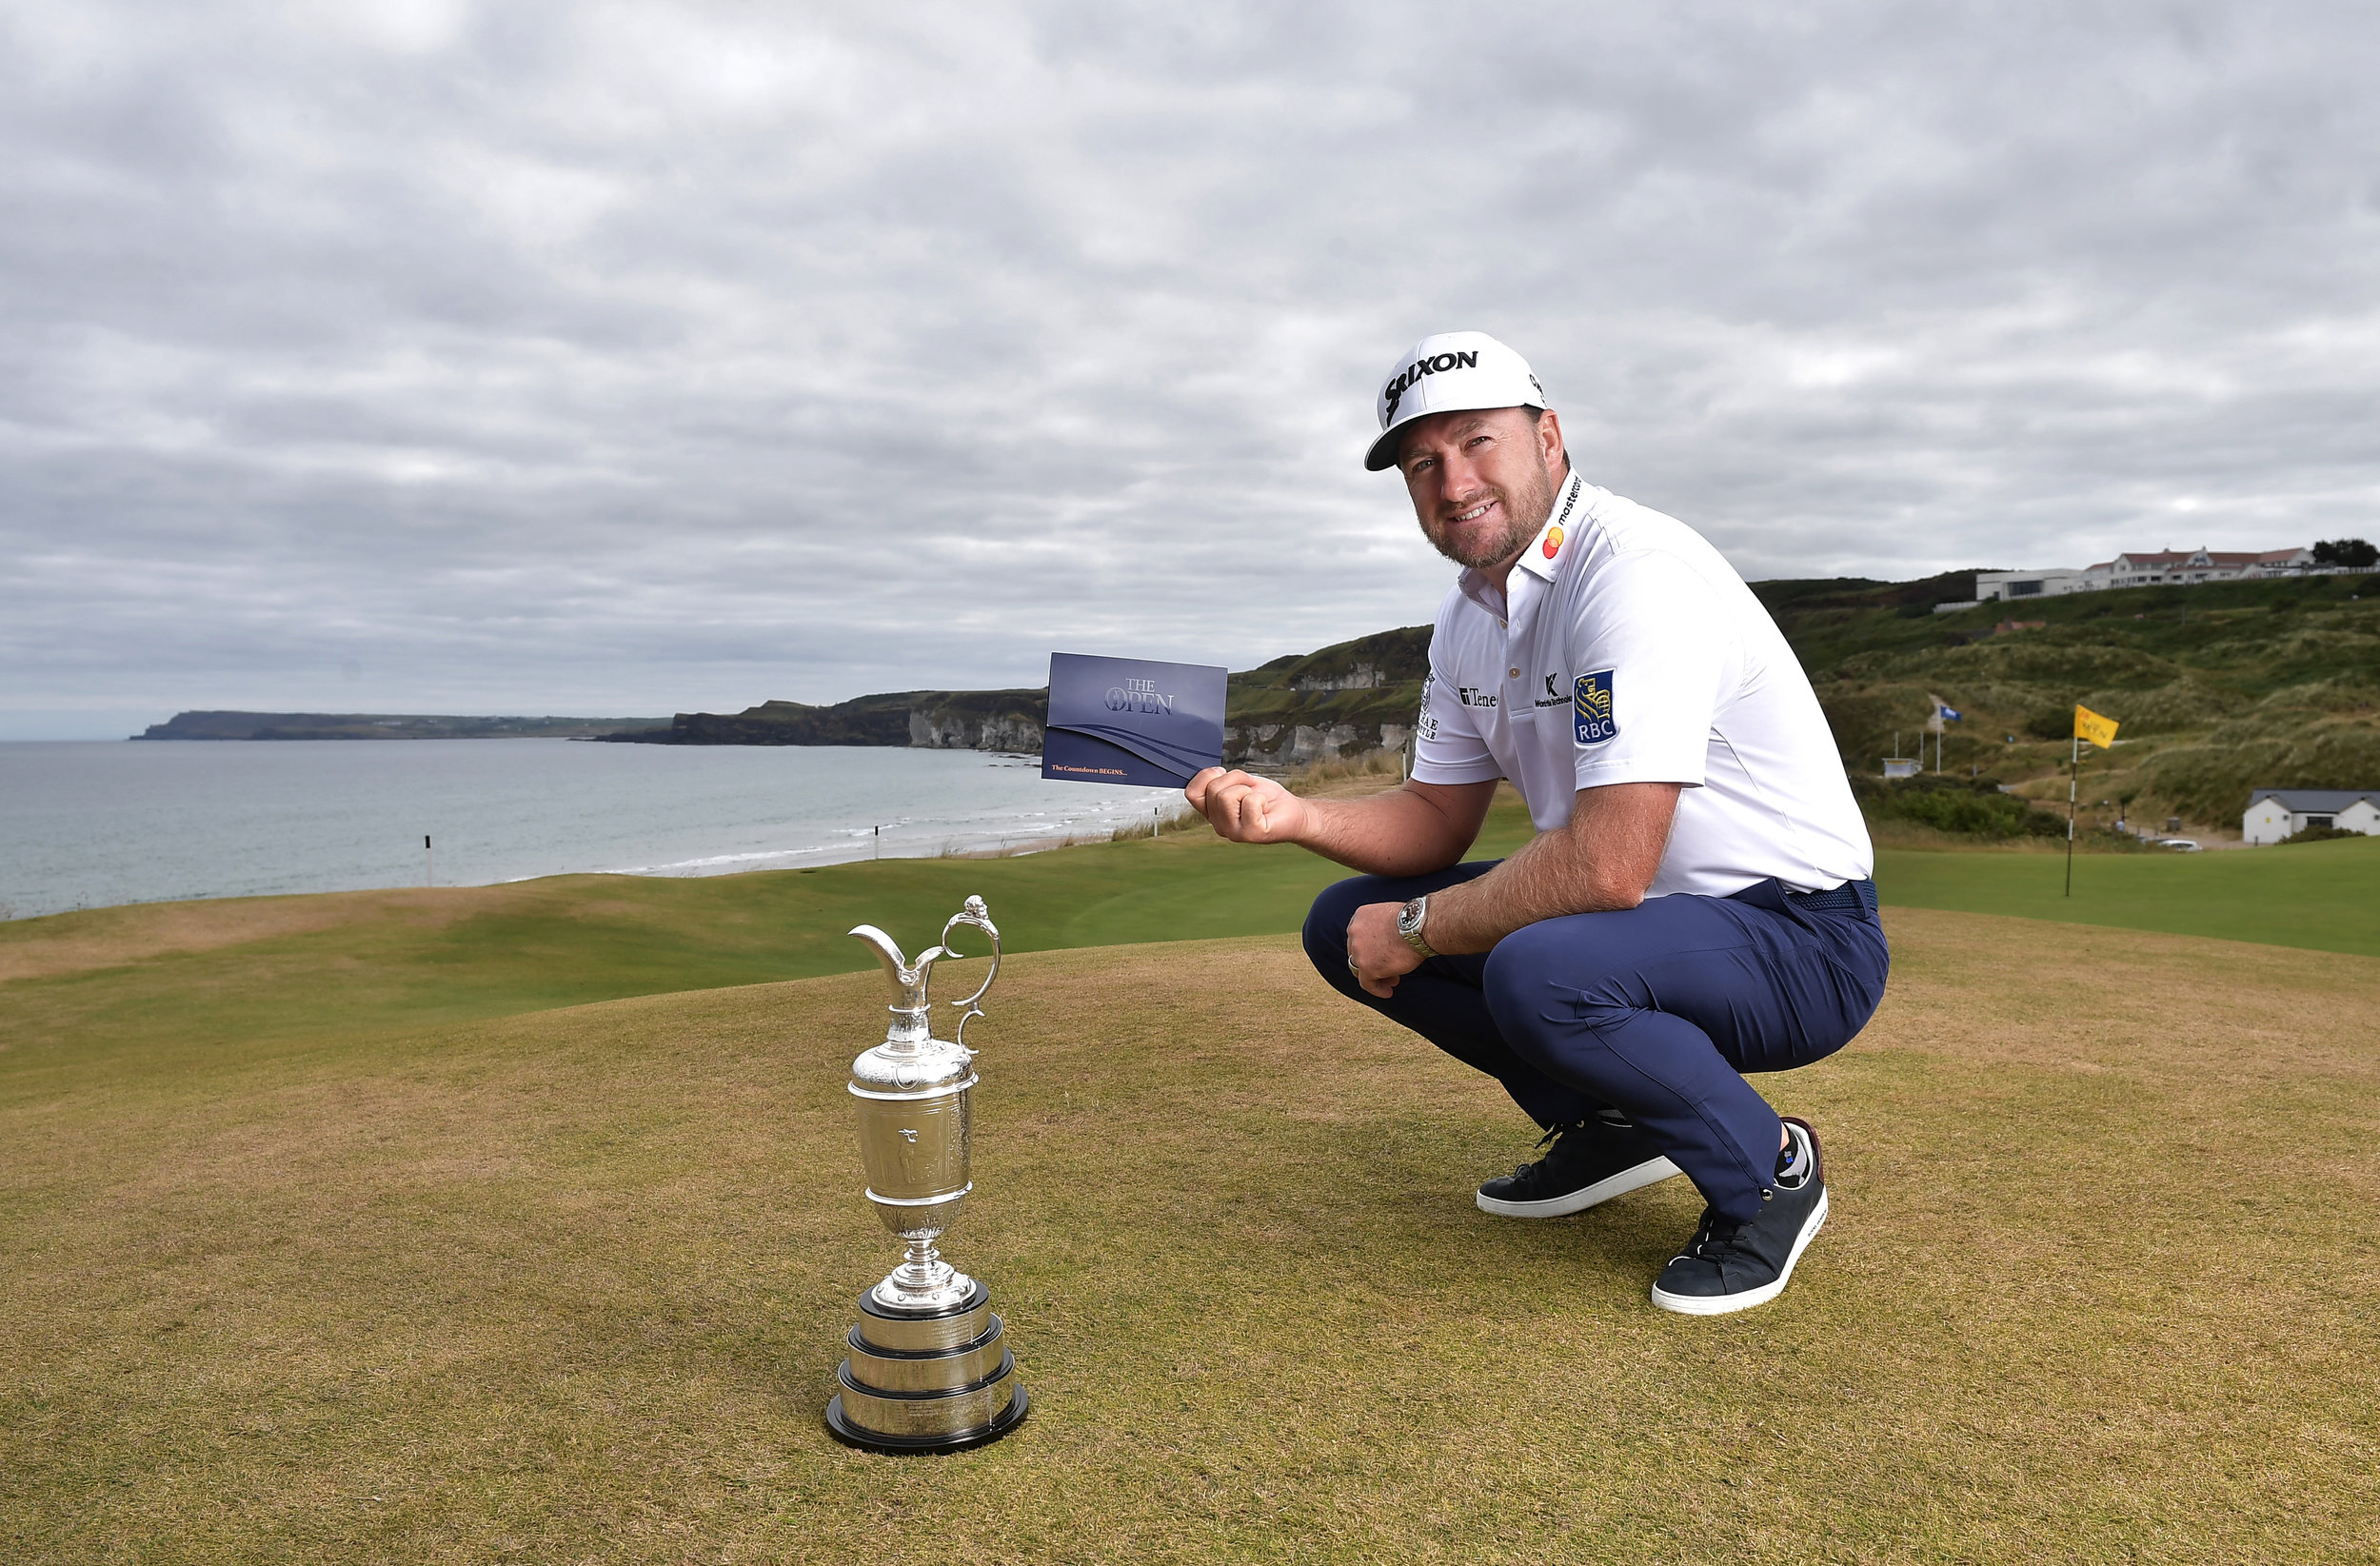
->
[1574, 670, 1617, 746]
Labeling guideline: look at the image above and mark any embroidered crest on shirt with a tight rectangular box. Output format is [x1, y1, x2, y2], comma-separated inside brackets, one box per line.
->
[1417, 672, 1440, 741]
[1574, 670, 1616, 746]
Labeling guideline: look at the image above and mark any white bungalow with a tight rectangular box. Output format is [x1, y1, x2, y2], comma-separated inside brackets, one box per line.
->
[2085, 547, 2313, 589]
[1936, 547, 2324, 613]
[2242, 788, 2380, 844]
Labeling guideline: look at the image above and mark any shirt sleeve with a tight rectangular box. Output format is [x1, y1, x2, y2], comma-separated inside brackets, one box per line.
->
[1410, 654, 1502, 786]
[1568, 550, 1728, 789]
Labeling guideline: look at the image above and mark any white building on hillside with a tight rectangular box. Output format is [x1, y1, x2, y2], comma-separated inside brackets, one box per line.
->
[2242, 788, 2380, 844]
[1939, 546, 2333, 613]
[1973, 568, 2090, 603]
[2085, 547, 2312, 589]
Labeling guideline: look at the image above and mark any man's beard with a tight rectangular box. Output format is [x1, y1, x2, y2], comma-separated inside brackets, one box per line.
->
[1422, 456, 1558, 571]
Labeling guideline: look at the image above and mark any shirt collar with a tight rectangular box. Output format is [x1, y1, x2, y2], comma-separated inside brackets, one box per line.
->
[1455, 468, 1588, 610]
[1515, 468, 1587, 583]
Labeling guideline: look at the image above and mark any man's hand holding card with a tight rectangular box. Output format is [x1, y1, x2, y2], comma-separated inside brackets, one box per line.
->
[1181, 768, 1311, 844]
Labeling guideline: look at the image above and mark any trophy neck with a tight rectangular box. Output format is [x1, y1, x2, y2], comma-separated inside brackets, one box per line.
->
[883, 1002, 931, 1049]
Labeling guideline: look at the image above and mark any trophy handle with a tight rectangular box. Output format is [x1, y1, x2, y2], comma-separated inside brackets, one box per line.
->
[935, 896, 1002, 1054]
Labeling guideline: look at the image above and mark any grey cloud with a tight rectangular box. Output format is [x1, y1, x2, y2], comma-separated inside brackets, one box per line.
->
[3, 0, 2376, 736]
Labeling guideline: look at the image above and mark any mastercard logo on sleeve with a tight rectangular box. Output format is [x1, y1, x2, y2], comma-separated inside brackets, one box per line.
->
[1541, 525, 1565, 560]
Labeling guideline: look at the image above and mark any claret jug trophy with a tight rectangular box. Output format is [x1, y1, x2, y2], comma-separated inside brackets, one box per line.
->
[824, 895, 1029, 1452]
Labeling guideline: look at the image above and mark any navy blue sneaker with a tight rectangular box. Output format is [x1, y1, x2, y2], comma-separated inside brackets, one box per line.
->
[1649, 1117, 1828, 1316]
[1476, 1115, 1681, 1219]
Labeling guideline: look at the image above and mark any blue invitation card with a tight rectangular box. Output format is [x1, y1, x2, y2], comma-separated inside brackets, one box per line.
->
[1041, 653, 1227, 787]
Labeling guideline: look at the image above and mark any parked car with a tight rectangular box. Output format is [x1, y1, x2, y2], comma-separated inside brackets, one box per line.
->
[2154, 838, 2202, 852]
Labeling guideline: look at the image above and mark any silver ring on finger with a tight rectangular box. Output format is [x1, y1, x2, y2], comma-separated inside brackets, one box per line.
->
[1347, 954, 1360, 977]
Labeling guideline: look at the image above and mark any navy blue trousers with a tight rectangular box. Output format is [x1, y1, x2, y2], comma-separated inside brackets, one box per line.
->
[1302, 862, 1890, 1224]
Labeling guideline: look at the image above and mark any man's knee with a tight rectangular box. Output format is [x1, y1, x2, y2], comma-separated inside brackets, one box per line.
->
[1480, 921, 1568, 1053]
[1481, 916, 1650, 1064]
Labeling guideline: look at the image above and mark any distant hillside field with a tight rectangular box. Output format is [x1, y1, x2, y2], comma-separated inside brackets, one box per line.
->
[1752, 570, 2380, 833]
[143, 567, 2377, 833]
[608, 568, 2377, 828]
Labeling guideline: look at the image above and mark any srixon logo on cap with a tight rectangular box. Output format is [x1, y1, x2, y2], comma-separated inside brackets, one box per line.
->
[1382, 349, 1479, 422]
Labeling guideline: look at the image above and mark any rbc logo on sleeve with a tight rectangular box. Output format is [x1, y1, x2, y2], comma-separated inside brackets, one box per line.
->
[1574, 670, 1617, 746]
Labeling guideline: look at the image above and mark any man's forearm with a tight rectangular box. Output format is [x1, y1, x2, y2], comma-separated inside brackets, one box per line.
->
[1294, 785, 1478, 877]
[1414, 831, 1614, 953]
[1414, 783, 1681, 954]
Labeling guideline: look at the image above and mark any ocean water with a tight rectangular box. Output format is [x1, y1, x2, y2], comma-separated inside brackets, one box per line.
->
[0, 741, 1187, 920]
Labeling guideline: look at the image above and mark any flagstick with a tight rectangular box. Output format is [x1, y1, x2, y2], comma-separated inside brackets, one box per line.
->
[2064, 732, 2078, 898]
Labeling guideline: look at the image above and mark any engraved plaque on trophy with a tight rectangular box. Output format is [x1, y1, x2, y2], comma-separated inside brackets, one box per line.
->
[824, 895, 1029, 1452]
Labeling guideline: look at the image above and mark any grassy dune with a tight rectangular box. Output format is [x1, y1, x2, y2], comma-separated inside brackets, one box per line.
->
[1765, 571, 2380, 832]
[4, 911, 2374, 1562]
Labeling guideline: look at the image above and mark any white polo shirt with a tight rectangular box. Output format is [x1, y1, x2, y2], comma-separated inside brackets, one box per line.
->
[1412, 469, 1873, 899]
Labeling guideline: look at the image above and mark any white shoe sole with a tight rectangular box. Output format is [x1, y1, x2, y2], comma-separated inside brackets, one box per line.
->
[1474, 1155, 1683, 1218]
[1649, 1186, 1829, 1317]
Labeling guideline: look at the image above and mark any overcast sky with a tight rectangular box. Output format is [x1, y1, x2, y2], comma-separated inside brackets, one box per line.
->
[4, 1, 2375, 737]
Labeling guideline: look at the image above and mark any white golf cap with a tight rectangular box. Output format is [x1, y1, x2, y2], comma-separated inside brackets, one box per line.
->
[1364, 330, 1548, 471]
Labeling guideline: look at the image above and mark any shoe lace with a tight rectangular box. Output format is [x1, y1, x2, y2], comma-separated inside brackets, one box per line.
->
[1686, 1208, 1750, 1259]
[1515, 1118, 1590, 1175]
[1534, 1118, 1592, 1151]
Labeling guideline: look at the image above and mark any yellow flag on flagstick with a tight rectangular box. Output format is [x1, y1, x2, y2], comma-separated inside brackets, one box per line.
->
[2073, 705, 2119, 749]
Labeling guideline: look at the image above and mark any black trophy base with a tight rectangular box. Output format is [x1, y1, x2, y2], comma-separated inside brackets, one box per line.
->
[826, 1383, 1030, 1454]
[824, 1284, 1028, 1454]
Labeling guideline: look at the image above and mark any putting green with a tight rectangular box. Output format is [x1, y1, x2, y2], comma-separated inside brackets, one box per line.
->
[1874, 835, 2380, 959]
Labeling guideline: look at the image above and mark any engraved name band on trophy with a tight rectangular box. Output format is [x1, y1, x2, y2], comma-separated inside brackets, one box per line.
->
[824, 894, 1030, 1452]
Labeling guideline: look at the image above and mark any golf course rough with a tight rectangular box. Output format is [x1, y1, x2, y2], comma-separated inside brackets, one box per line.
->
[4, 903, 2376, 1562]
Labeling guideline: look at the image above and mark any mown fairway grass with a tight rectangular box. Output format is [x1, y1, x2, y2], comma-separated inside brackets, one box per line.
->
[0, 801, 1538, 1073]
[1874, 833, 2380, 959]
[5, 911, 2375, 1562]
[5, 792, 2370, 1074]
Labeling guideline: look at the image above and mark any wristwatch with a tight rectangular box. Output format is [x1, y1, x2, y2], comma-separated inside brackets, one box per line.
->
[1398, 895, 1437, 959]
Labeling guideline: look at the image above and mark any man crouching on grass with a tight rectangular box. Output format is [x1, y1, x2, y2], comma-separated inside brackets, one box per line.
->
[1185, 331, 1888, 1316]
